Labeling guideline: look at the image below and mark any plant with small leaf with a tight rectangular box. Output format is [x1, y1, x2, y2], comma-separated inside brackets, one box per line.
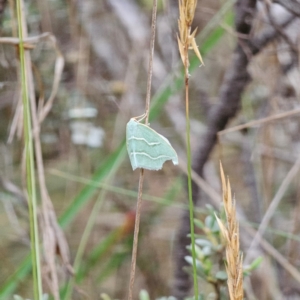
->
[186, 205, 262, 300]
[185, 205, 228, 299]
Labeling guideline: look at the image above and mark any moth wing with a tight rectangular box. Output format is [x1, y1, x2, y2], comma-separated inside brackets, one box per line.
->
[126, 119, 178, 171]
[126, 120, 138, 169]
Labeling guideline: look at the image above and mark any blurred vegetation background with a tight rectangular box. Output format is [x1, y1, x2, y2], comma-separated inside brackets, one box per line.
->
[0, 0, 300, 299]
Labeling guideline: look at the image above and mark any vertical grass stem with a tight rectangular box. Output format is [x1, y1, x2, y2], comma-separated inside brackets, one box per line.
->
[185, 61, 199, 298]
[16, 0, 43, 299]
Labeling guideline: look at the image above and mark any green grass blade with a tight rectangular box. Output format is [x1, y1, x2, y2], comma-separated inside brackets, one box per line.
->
[16, 0, 42, 298]
[0, 254, 32, 299]
[97, 252, 128, 283]
[76, 229, 122, 281]
[59, 141, 126, 228]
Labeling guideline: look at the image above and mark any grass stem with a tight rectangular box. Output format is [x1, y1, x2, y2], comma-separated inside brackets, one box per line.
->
[177, 0, 203, 297]
[63, 188, 107, 300]
[16, 0, 43, 298]
[184, 56, 199, 299]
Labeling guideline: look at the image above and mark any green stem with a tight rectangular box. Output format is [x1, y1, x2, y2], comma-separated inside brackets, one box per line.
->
[16, 0, 43, 299]
[185, 65, 199, 298]
[63, 188, 106, 300]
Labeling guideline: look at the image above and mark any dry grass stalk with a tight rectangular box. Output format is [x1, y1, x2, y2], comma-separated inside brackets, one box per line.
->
[216, 163, 244, 300]
[176, 0, 203, 297]
[177, 0, 203, 69]
[127, 1, 158, 299]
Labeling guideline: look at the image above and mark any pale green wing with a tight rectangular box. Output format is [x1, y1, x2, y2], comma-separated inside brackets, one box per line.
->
[126, 119, 178, 171]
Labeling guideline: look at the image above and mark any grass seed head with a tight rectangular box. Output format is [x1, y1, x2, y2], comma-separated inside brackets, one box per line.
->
[218, 163, 244, 300]
[177, 0, 204, 66]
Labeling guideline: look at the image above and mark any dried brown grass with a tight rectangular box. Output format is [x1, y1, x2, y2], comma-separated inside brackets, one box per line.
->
[216, 163, 244, 300]
[177, 0, 203, 68]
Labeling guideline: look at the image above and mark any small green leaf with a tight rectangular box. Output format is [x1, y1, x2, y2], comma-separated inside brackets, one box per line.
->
[211, 219, 220, 233]
[205, 215, 215, 229]
[249, 256, 263, 270]
[205, 215, 220, 232]
[195, 239, 212, 248]
[202, 246, 212, 257]
[194, 219, 205, 229]
[184, 256, 205, 277]
[203, 259, 213, 275]
[187, 244, 204, 260]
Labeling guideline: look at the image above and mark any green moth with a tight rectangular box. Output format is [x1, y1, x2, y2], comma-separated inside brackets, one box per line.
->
[126, 118, 178, 171]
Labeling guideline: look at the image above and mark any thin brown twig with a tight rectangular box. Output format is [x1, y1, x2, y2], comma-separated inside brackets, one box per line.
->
[144, 2, 157, 125]
[128, 169, 144, 300]
[127, 1, 157, 299]
[5, 32, 64, 143]
[0, 33, 64, 124]
[0, 32, 51, 45]
[218, 107, 300, 136]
